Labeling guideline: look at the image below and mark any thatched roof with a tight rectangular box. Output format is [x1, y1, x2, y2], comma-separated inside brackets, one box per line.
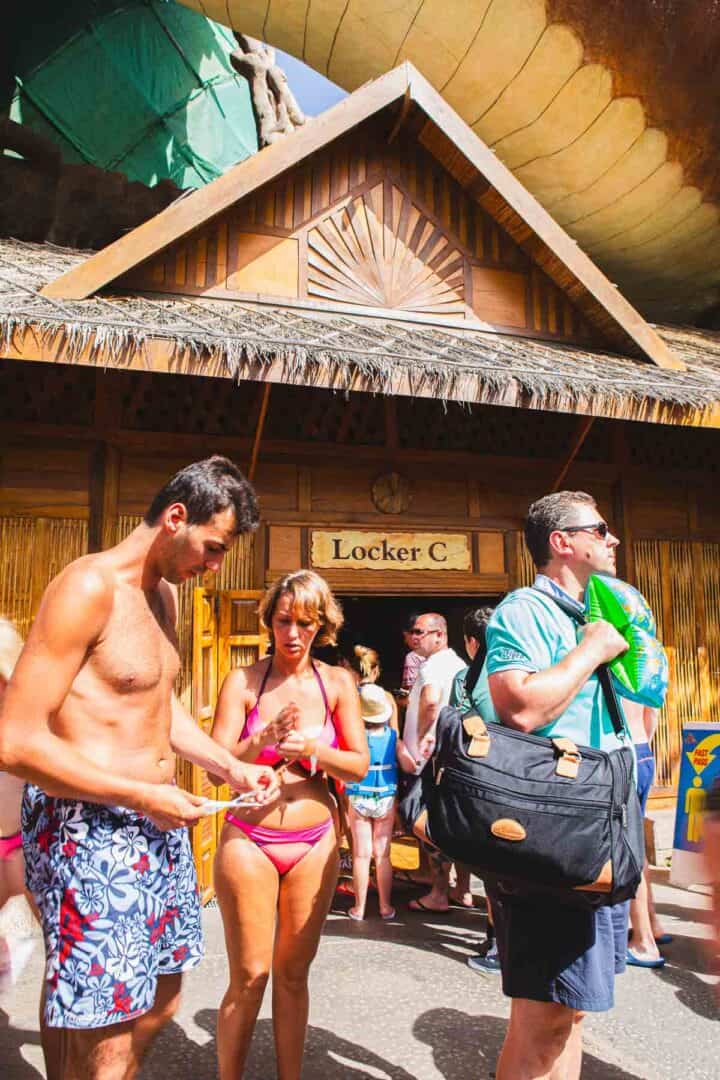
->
[2, 239, 720, 428]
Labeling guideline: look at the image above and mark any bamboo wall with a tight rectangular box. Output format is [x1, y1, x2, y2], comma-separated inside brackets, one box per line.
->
[0, 516, 88, 639]
[635, 540, 720, 793]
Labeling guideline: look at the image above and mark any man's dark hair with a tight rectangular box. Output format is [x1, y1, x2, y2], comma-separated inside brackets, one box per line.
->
[462, 606, 495, 699]
[462, 606, 494, 643]
[144, 456, 259, 534]
[524, 491, 597, 568]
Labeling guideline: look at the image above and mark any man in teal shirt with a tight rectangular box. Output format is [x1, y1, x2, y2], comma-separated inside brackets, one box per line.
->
[486, 491, 629, 1080]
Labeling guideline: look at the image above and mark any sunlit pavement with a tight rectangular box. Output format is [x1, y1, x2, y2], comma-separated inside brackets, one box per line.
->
[1, 869, 716, 1079]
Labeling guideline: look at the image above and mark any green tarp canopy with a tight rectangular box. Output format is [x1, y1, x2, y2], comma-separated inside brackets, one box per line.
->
[10, 0, 258, 188]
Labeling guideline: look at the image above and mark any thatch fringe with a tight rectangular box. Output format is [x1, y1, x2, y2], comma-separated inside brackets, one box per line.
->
[2, 238, 720, 425]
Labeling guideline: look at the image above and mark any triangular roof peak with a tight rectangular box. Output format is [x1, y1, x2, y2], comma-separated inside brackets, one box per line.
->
[42, 63, 683, 370]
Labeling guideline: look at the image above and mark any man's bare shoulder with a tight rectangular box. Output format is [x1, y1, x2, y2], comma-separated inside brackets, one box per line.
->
[39, 553, 116, 625]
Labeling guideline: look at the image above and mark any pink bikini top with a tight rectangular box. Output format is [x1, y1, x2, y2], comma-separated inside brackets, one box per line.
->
[242, 660, 339, 770]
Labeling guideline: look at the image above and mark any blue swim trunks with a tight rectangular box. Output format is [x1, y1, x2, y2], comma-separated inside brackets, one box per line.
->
[22, 783, 203, 1029]
[488, 887, 628, 1012]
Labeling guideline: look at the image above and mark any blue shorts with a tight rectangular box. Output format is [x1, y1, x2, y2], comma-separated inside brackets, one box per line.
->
[22, 784, 203, 1029]
[635, 742, 655, 815]
[488, 889, 628, 1012]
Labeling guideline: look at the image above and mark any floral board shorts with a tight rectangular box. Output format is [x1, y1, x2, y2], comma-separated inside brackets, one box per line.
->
[22, 783, 203, 1029]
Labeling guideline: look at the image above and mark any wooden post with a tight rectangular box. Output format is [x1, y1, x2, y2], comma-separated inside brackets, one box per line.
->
[248, 383, 271, 483]
[551, 417, 594, 492]
[87, 443, 119, 554]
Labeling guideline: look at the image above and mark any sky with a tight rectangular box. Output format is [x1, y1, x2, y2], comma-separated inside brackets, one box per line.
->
[275, 49, 347, 117]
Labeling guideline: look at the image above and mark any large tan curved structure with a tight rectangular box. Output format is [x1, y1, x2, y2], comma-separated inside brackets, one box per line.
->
[180, 0, 720, 323]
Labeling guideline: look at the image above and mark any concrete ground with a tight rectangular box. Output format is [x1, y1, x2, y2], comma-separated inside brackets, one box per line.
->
[1, 868, 717, 1080]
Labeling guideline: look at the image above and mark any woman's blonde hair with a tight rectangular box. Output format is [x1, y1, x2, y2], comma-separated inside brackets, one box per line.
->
[259, 571, 343, 648]
[0, 618, 23, 681]
[346, 644, 380, 681]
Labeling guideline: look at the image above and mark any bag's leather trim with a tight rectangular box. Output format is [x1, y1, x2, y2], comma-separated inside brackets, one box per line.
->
[552, 737, 581, 779]
[490, 818, 526, 842]
[573, 860, 613, 892]
[464, 713, 490, 757]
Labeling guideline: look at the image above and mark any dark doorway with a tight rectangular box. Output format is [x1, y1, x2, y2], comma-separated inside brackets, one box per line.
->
[333, 594, 501, 691]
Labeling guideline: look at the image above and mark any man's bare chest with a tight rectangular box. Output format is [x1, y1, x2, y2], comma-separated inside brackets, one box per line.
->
[92, 587, 180, 694]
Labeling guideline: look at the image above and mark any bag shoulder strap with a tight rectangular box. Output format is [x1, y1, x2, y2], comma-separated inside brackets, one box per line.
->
[530, 586, 626, 741]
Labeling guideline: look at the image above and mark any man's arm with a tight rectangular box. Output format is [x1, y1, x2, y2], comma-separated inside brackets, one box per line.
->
[416, 682, 442, 743]
[0, 564, 205, 829]
[489, 620, 627, 734]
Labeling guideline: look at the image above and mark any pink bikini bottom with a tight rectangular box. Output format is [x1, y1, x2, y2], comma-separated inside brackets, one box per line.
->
[0, 832, 22, 862]
[225, 815, 333, 875]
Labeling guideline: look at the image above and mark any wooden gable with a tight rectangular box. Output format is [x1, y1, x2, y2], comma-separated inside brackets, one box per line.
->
[119, 122, 596, 345]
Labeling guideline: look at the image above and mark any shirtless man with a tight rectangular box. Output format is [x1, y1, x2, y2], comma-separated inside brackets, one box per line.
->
[0, 456, 279, 1080]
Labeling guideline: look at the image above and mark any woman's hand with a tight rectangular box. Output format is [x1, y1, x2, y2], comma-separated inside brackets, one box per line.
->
[258, 703, 300, 748]
[276, 728, 318, 763]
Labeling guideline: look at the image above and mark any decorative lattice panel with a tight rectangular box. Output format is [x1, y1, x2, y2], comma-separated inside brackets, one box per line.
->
[0, 360, 96, 426]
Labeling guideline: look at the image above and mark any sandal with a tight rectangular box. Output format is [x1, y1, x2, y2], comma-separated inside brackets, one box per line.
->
[408, 897, 449, 913]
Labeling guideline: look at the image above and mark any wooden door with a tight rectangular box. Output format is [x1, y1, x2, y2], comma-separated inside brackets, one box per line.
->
[189, 586, 219, 902]
[189, 588, 267, 900]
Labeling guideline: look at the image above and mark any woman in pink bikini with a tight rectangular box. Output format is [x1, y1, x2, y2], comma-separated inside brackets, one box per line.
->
[0, 618, 32, 985]
[211, 570, 368, 1079]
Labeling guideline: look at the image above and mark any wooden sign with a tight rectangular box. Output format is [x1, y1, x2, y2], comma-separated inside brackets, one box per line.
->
[311, 530, 471, 571]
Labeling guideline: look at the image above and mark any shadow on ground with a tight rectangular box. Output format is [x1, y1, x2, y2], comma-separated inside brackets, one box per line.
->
[140, 1005, 650, 1079]
[414, 1008, 650, 1080]
[143, 1010, 417, 1078]
[0, 1007, 42, 1080]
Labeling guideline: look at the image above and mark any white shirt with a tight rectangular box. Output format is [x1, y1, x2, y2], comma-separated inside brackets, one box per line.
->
[403, 646, 465, 773]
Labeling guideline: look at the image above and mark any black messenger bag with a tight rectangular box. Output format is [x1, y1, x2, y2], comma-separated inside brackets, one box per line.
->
[407, 591, 644, 908]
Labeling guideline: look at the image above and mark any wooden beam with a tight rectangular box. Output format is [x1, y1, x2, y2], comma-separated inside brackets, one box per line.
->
[387, 88, 413, 144]
[87, 442, 119, 553]
[248, 383, 271, 483]
[551, 417, 595, 492]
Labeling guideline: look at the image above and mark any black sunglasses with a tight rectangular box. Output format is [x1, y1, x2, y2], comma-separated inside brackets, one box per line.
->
[561, 521, 610, 539]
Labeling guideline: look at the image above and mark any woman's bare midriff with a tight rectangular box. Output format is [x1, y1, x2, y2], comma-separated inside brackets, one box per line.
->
[224, 768, 336, 835]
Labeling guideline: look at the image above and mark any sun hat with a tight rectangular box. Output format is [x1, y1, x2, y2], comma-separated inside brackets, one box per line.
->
[358, 683, 393, 725]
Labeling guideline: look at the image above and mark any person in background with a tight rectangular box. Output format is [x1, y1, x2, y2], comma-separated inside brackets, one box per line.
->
[345, 678, 416, 921]
[404, 613, 467, 913]
[400, 612, 425, 695]
[624, 701, 671, 968]
[0, 618, 34, 989]
[449, 607, 500, 971]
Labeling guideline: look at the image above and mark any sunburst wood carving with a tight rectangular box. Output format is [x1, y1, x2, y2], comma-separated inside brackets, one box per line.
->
[307, 181, 466, 315]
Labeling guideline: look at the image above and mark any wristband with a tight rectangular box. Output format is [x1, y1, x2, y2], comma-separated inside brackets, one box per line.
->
[305, 737, 319, 776]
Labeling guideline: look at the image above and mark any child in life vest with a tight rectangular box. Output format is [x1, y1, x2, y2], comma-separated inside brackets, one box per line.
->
[345, 679, 415, 920]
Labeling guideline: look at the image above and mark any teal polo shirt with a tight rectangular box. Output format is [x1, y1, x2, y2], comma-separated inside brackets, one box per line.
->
[485, 584, 627, 752]
[449, 663, 497, 723]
